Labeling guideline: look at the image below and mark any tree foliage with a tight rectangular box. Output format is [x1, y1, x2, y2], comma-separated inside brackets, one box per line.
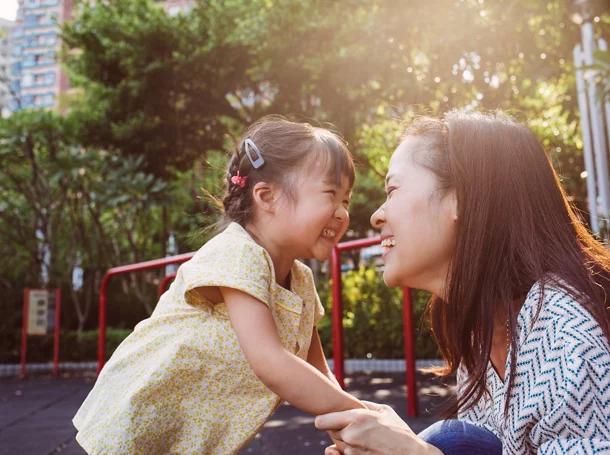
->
[2, 0, 609, 343]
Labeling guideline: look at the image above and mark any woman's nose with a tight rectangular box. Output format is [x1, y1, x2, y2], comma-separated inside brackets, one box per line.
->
[370, 205, 385, 229]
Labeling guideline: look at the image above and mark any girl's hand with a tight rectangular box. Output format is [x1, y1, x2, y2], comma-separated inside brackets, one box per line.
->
[316, 401, 442, 455]
[328, 433, 346, 454]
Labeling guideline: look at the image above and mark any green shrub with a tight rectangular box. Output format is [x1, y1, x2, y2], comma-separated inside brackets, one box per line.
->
[317, 266, 440, 359]
[1, 328, 132, 363]
[3, 267, 440, 363]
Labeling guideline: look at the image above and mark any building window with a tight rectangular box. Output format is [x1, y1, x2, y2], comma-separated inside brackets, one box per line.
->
[26, 0, 40, 7]
[22, 94, 34, 108]
[22, 73, 34, 88]
[44, 72, 55, 85]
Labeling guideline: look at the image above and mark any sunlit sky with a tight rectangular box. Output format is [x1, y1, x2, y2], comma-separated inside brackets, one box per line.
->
[0, 1, 18, 22]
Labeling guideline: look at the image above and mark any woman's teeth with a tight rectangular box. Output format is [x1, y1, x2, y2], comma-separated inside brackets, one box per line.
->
[322, 229, 336, 238]
[381, 237, 396, 250]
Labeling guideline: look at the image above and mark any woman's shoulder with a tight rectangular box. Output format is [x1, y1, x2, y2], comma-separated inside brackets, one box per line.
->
[520, 278, 610, 364]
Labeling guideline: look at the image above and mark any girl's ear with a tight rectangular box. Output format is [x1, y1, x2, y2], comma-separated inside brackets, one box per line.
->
[252, 181, 279, 213]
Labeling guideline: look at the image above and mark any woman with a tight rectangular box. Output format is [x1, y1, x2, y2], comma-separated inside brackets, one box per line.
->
[315, 110, 610, 455]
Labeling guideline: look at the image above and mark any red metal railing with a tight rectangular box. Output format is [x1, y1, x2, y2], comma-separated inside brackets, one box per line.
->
[97, 253, 194, 373]
[99, 238, 419, 417]
[331, 237, 419, 417]
[158, 272, 177, 299]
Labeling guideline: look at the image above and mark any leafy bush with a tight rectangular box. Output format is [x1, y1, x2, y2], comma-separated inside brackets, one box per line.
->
[3, 267, 440, 364]
[317, 266, 440, 359]
[1, 329, 132, 363]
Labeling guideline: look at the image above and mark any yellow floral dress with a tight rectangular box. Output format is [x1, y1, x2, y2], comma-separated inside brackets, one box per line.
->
[73, 222, 325, 455]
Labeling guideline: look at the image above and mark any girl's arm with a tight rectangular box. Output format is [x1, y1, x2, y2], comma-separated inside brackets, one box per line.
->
[220, 287, 366, 415]
[307, 328, 342, 390]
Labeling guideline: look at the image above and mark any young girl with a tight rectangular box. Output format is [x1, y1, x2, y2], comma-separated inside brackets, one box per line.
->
[73, 116, 365, 454]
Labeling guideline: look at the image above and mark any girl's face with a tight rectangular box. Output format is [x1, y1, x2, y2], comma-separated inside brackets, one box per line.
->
[370, 138, 457, 296]
[278, 167, 352, 262]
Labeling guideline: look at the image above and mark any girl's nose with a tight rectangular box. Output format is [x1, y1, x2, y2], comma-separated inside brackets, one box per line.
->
[334, 205, 348, 222]
[370, 204, 385, 229]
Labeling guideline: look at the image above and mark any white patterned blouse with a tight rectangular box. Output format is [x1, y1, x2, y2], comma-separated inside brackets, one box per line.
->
[458, 279, 610, 454]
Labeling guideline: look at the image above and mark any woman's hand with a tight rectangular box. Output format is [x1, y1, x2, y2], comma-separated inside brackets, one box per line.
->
[315, 401, 443, 455]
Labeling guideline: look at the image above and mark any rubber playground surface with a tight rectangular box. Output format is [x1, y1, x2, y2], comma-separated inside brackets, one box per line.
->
[0, 371, 450, 455]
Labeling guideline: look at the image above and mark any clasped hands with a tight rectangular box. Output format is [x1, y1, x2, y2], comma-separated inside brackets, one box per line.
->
[315, 401, 441, 455]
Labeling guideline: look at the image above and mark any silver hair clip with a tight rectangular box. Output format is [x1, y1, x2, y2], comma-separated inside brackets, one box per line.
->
[244, 138, 265, 169]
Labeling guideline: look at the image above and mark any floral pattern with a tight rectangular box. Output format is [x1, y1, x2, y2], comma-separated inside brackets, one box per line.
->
[73, 223, 325, 454]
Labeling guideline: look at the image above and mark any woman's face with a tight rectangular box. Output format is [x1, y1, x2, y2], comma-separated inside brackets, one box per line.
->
[370, 137, 457, 296]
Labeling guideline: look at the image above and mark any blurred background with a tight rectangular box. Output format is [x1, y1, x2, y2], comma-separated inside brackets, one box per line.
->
[1, 0, 609, 369]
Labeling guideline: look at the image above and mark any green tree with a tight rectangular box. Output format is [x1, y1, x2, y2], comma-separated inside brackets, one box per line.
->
[62, 0, 252, 178]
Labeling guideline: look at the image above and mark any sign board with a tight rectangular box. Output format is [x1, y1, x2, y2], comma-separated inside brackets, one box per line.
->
[22, 289, 61, 377]
[27, 290, 56, 335]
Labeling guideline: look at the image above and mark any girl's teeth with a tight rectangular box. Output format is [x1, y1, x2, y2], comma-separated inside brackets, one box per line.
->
[323, 229, 336, 238]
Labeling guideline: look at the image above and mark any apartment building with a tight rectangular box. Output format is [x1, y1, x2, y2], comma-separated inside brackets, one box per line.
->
[8, 0, 194, 113]
[9, 0, 72, 111]
[0, 17, 15, 117]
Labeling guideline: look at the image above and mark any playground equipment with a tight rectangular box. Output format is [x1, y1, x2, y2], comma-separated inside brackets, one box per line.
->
[98, 237, 419, 416]
[331, 237, 418, 417]
[97, 253, 194, 373]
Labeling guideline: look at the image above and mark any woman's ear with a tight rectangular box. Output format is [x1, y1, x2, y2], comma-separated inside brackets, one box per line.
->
[252, 181, 278, 214]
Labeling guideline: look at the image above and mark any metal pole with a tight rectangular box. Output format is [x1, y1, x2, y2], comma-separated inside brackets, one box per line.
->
[97, 274, 110, 374]
[53, 289, 61, 378]
[582, 21, 610, 224]
[574, 42, 600, 232]
[97, 252, 195, 374]
[158, 273, 178, 299]
[331, 247, 345, 389]
[20, 290, 29, 378]
[402, 287, 418, 417]
[599, 40, 610, 208]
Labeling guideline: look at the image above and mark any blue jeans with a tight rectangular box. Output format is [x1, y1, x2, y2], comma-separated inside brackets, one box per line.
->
[418, 420, 503, 455]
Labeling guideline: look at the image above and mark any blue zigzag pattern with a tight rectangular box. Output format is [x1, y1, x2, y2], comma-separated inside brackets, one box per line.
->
[458, 280, 610, 454]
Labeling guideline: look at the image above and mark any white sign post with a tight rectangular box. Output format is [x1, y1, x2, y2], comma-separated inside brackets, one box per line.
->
[20, 289, 61, 378]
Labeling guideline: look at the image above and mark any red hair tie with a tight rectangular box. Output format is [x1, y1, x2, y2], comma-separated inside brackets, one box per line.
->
[231, 171, 248, 188]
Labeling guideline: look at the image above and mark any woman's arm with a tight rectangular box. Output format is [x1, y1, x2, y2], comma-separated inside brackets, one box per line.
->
[221, 287, 366, 415]
[307, 327, 342, 389]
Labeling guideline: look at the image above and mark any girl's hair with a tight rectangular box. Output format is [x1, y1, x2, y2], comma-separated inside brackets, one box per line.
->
[403, 109, 610, 417]
[219, 115, 355, 230]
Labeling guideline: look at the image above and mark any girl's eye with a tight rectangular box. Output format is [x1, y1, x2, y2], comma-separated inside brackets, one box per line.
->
[343, 200, 350, 207]
[386, 187, 396, 196]
[325, 190, 337, 195]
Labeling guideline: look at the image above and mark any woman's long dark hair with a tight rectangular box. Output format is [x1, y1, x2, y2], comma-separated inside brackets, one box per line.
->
[405, 110, 610, 416]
